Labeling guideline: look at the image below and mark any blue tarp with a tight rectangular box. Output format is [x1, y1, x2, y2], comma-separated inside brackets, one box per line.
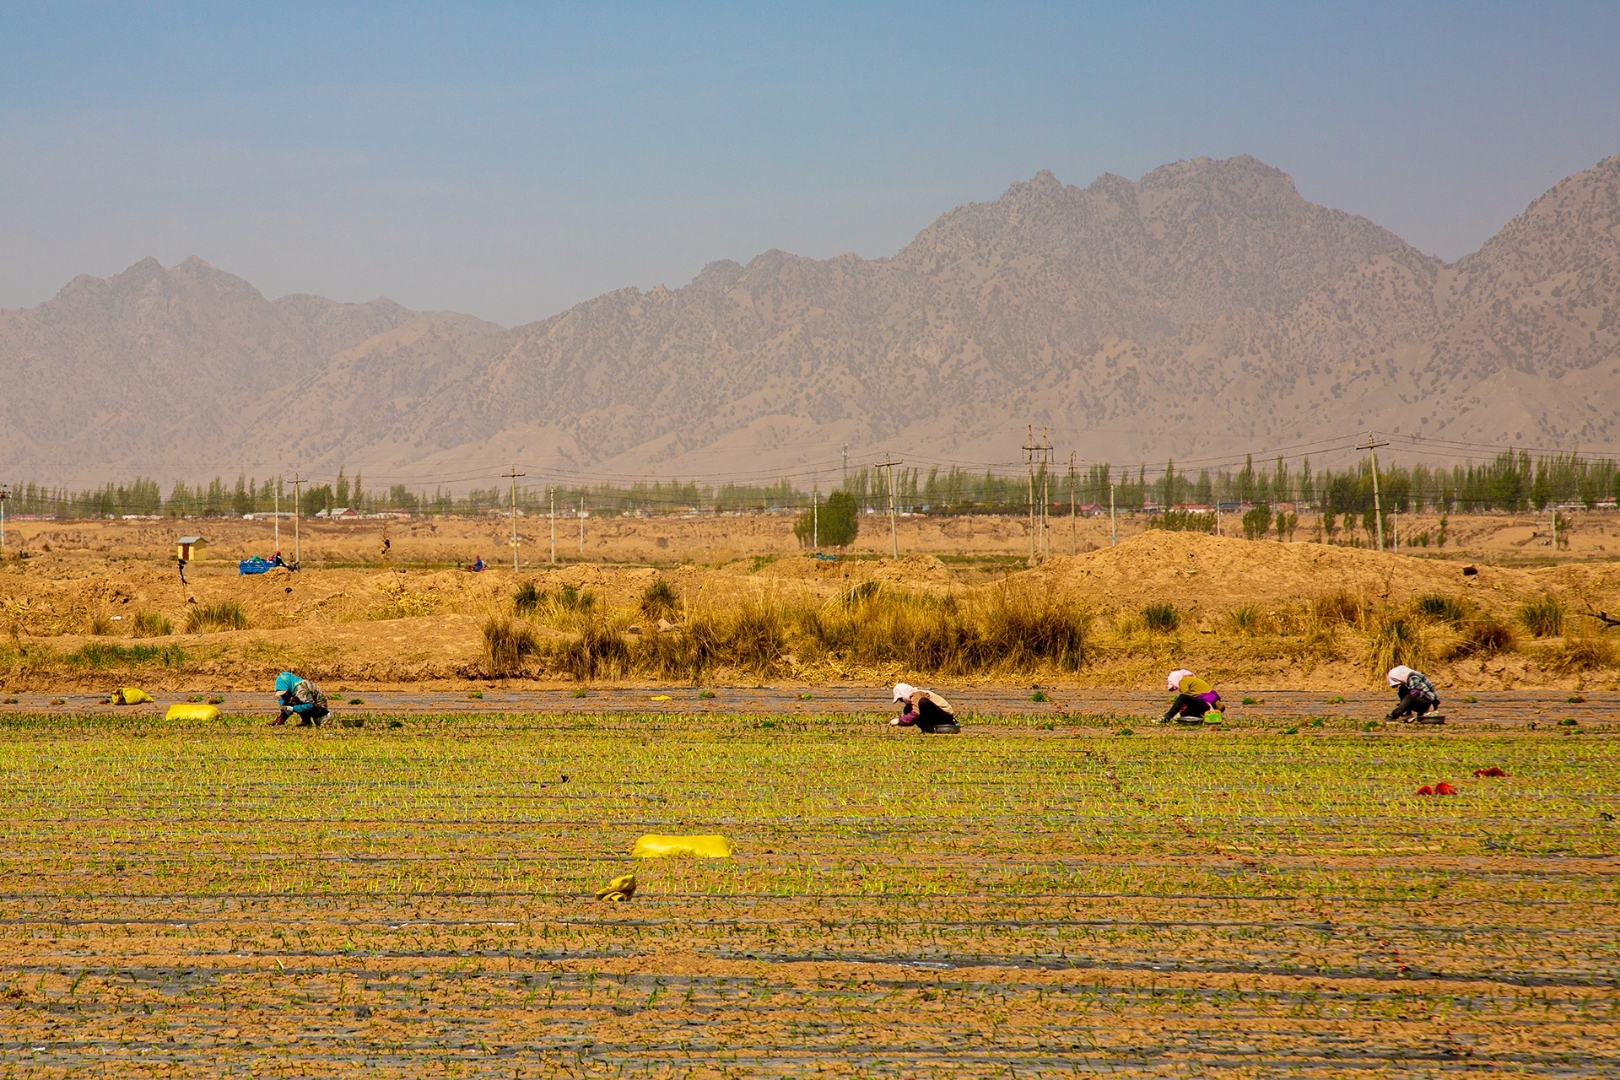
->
[239, 557, 273, 575]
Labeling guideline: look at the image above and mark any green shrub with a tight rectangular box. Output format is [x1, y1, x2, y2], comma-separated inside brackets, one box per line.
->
[1142, 602, 1180, 633]
[186, 601, 248, 633]
[793, 490, 859, 548]
[512, 580, 544, 616]
[1517, 596, 1564, 638]
[639, 578, 677, 620]
[1414, 594, 1467, 626]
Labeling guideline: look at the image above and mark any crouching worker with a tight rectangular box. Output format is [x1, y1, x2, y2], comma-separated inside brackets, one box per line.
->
[1161, 669, 1222, 724]
[1385, 665, 1440, 722]
[271, 671, 330, 727]
[891, 683, 960, 734]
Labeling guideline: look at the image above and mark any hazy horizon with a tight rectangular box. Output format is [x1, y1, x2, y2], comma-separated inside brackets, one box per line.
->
[3, 3, 1619, 326]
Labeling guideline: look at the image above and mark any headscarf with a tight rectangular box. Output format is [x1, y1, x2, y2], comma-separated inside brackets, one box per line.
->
[1386, 665, 1415, 688]
[892, 682, 916, 703]
[275, 671, 299, 694]
[1166, 669, 1194, 692]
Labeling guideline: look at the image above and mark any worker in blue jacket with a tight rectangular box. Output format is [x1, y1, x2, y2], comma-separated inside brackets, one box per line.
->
[272, 671, 330, 726]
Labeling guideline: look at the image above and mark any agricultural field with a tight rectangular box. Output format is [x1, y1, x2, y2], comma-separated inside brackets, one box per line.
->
[1, 707, 1617, 1077]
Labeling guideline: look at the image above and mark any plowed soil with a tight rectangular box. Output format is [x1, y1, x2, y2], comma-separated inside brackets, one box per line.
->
[0, 710, 1615, 1077]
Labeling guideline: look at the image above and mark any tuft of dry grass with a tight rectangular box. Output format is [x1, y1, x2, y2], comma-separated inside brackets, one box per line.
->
[186, 601, 247, 634]
[89, 611, 114, 636]
[1446, 615, 1517, 659]
[1366, 613, 1431, 679]
[1225, 604, 1262, 635]
[132, 610, 172, 637]
[482, 615, 538, 676]
[1309, 590, 1363, 629]
[1545, 627, 1616, 673]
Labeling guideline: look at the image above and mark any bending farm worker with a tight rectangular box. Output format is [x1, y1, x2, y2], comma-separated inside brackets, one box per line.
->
[891, 683, 960, 734]
[1385, 665, 1440, 722]
[1161, 669, 1222, 724]
[271, 671, 330, 727]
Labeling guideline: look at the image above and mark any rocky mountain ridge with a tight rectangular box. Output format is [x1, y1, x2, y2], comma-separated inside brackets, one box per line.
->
[3, 153, 1617, 486]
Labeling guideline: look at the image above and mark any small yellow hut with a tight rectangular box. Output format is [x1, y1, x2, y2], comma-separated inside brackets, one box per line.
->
[176, 536, 207, 562]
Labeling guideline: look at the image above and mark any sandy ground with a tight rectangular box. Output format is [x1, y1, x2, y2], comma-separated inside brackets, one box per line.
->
[3, 515, 1620, 694]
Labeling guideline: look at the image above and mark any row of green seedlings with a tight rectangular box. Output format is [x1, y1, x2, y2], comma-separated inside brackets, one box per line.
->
[485, 578, 1089, 680]
[84, 601, 248, 637]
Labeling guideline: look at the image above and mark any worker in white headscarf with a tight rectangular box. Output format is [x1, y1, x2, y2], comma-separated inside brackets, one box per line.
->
[1385, 665, 1440, 722]
[890, 683, 959, 733]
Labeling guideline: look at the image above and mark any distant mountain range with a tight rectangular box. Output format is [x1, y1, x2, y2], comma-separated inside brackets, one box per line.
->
[4, 153, 1617, 487]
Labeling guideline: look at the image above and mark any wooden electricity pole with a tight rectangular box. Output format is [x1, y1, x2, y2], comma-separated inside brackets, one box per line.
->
[290, 473, 304, 567]
[1069, 451, 1077, 556]
[0, 484, 9, 553]
[578, 496, 586, 557]
[502, 465, 525, 569]
[549, 486, 556, 564]
[1022, 426, 1052, 562]
[874, 455, 903, 558]
[1358, 432, 1390, 551]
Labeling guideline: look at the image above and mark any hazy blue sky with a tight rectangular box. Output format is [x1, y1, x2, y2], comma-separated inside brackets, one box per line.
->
[2, 2, 1617, 325]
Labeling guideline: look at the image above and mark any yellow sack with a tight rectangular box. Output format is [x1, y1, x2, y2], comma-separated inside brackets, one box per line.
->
[113, 687, 154, 705]
[165, 703, 220, 721]
[1203, 710, 1224, 725]
[594, 872, 637, 902]
[632, 834, 732, 859]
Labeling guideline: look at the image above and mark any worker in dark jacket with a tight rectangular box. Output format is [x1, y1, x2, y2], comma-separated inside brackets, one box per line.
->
[1385, 665, 1440, 722]
[891, 683, 960, 734]
[271, 671, 330, 726]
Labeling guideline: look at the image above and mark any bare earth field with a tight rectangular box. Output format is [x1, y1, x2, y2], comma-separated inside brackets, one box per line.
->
[0, 709, 1615, 1078]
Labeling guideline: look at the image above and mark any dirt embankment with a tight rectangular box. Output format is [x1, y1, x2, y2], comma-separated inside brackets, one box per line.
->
[2, 525, 1618, 693]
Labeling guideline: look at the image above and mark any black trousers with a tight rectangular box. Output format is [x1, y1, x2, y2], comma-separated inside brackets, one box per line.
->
[1163, 693, 1211, 721]
[1387, 692, 1436, 721]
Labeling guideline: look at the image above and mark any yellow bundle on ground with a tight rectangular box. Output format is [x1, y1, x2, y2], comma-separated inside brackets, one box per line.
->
[631, 834, 732, 859]
[113, 688, 153, 705]
[165, 703, 220, 721]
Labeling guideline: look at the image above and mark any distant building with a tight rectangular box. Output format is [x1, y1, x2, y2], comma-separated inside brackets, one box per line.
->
[176, 536, 207, 561]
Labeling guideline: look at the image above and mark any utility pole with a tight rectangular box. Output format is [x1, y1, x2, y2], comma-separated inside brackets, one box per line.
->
[812, 485, 819, 551]
[1041, 427, 1053, 559]
[1024, 426, 1037, 562]
[273, 479, 280, 555]
[0, 483, 9, 553]
[503, 465, 526, 569]
[578, 496, 585, 557]
[1069, 451, 1077, 556]
[549, 486, 556, 564]
[290, 472, 304, 567]
[1110, 482, 1117, 547]
[1022, 425, 1052, 562]
[841, 444, 848, 490]
[1358, 431, 1390, 551]
[874, 455, 902, 558]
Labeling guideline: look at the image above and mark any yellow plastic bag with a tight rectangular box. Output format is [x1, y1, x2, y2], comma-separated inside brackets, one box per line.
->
[594, 872, 637, 901]
[113, 687, 154, 705]
[632, 834, 732, 859]
[165, 703, 220, 721]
